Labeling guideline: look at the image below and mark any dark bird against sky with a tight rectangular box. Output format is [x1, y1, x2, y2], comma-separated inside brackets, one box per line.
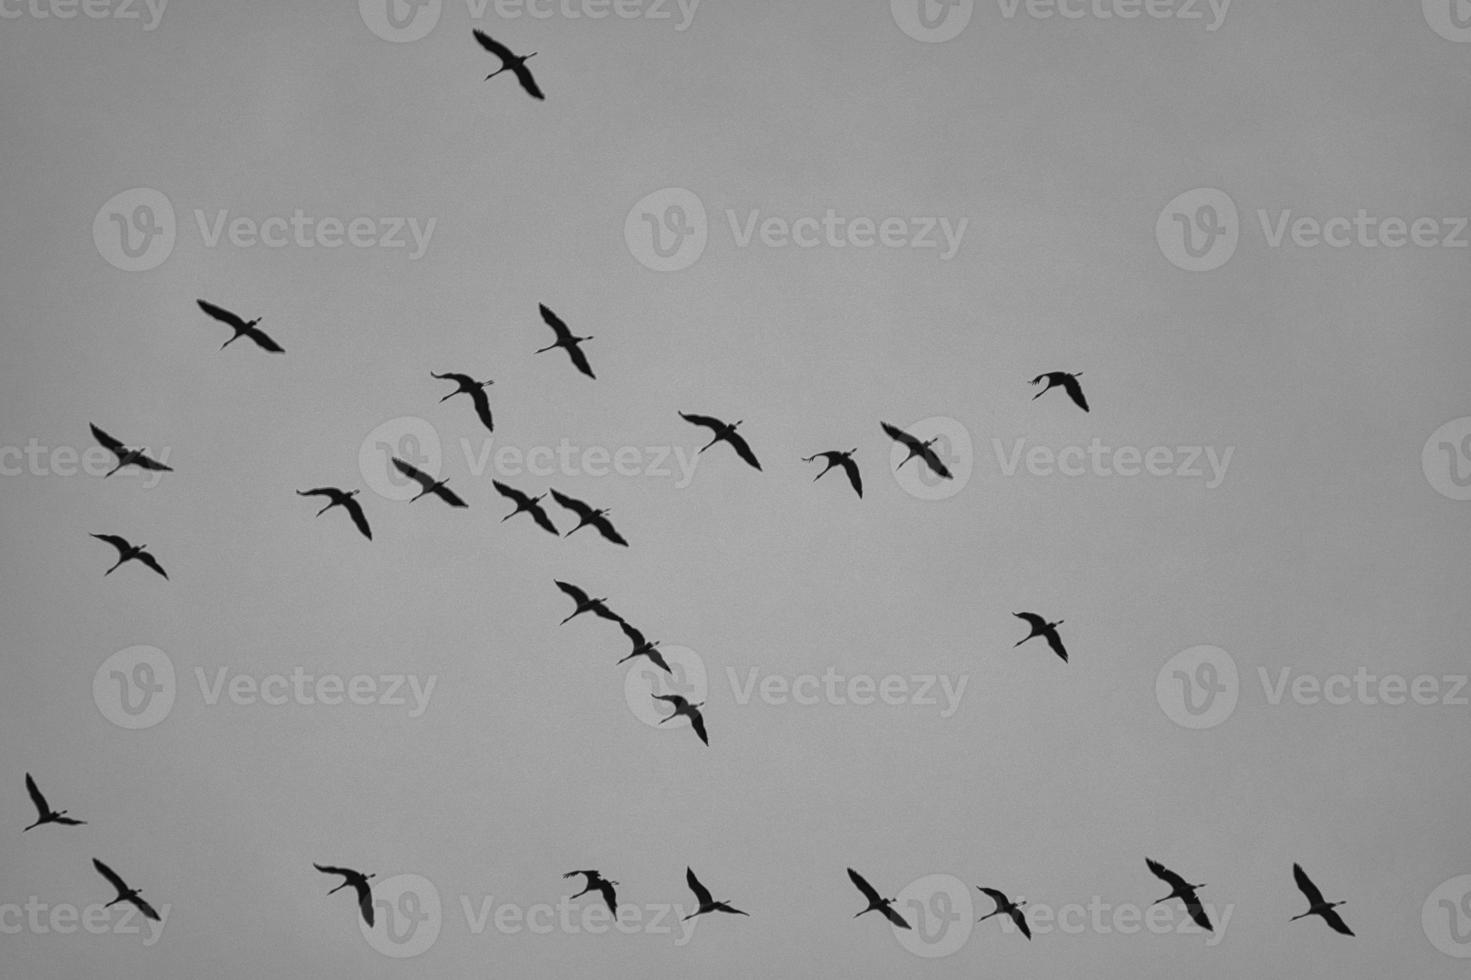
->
[680, 412, 762, 471]
[683, 867, 748, 919]
[1291, 864, 1353, 936]
[314, 863, 376, 927]
[1012, 612, 1069, 663]
[880, 421, 952, 480]
[1030, 371, 1089, 412]
[432, 371, 495, 434]
[93, 858, 160, 921]
[196, 299, 283, 353]
[549, 488, 628, 546]
[296, 487, 371, 540]
[802, 449, 862, 498]
[536, 304, 595, 379]
[91, 533, 168, 579]
[393, 458, 468, 508]
[653, 693, 708, 746]
[474, 30, 544, 99]
[492, 480, 559, 535]
[564, 870, 618, 915]
[23, 773, 85, 831]
[977, 886, 1031, 939]
[90, 423, 173, 479]
[1146, 858, 1212, 932]
[847, 868, 910, 929]
[553, 580, 622, 625]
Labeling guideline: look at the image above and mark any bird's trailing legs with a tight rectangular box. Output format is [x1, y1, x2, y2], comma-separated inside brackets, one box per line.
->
[486, 52, 536, 80]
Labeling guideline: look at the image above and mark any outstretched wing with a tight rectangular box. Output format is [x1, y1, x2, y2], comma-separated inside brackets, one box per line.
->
[492, 480, 529, 507]
[555, 580, 591, 605]
[512, 62, 545, 99]
[645, 648, 673, 675]
[1320, 907, 1354, 936]
[1184, 898, 1212, 932]
[620, 620, 649, 650]
[130, 895, 162, 922]
[196, 299, 248, 331]
[1062, 374, 1089, 412]
[595, 879, 617, 914]
[1145, 858, 1189, 893]
[879, 903, 911, 929]
[1009, 906, 1032, 939]
[916, 444, 952, 479]
[244, 324, 284, 353]
[25, 773, 49, 817]
[680, 412, 723, 433]
[685, 868, 712, 907]
[686, 707, 709, 745]
[432, 484, 469, 508]
[341, 496, 372, 539]
[838, 456, 862, 498]
[89, 423, 125, 455]
[528, 502, 560, 535]
[977, 886, 1008, 907]
[725, 431, 762, 471]
[880, 421, 919, 451]
[392, 458, 435, 491]
[466, 385, 495, 434]
[135, 552, 168, 579]
[1292, 864, 1325, 906]
[1044, 630, 1069, 663]
[472, 29, 515, 61]
[313, 863, 353, 880]
[297, 488, 334, 499]
[131, 451, 173, 473]
[93, 858, 129, 894]
[848, 868, 882, 905]
[91, 533, 131, 555]
[564, 343, 595, 379]
[549, 488, 594, 521]
[432, 371, 475, 388]
[591, 515, 629, 547]
[354, 880, 375, 926]
[539, 304, 573, 343]
[1014, 612, 1046, 632]
[653, 693, 688, 711]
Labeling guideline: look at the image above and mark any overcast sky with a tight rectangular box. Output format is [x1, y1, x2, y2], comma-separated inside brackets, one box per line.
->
[5, 0, 1471, 976]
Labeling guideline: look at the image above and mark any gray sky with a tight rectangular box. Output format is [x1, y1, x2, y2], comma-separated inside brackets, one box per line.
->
[5, 0, 1471, 976]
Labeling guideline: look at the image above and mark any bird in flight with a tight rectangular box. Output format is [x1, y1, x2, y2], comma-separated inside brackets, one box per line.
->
[432, 372, 495, 434]
[90, 424, 173, 479]
[802, 449, 862, 498]
[196, 299, 283, 353]
[23, 774, 85, 831]
[976, 886, 1030, 939]
[1030, 371, 1088, 412]
[296, 487, 371, 540]
[1146, 858, 1212, 932]
[93, 859, 160, 920]
[536, 304, 595, 379]
[1012, 612, 1069, 663]
[847, 868, 910, 929]
[393, 458, 468, 508]
[492, 480, 559, 535]
[473, 30, 543, 99]
[314, 863, 376, 927]
[653, 694, 708, 746]
[563, 870, 618, 914]
[91, 534, 168, 579]
[680, 412, 761, 471]
[880, 422, 952, 480]
[683, 868, 747, 919]
[553, 581, 621, 625]
[549, 489, 628, 546]
[1290, 864, 1353, 936]
[617, 621, 671, 674]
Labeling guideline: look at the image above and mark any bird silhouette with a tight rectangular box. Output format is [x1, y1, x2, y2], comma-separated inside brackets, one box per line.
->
[90, 424, 173, 479]
[617, 621, 671, 674]
[553, 580, 621, 625]
[653, 694, 708, 746]
[196, 299, 283, 353]
[432, 372, 495, 434]
[1012, 612, 1069, 662]
[392, 458, 468, 508]
[1030, 371, 1088, 412]
[93, 859, 160, 920]
[976, 886, 1030, 939]
[549, 489, 628, 546]
[473, 30, 543, 99]
[680, 412, 761, 471]
[536, 304, 595, 379]
[91, 534, 168, 579]
[1146, 858, 1212, 932]
[314, 863, 376, 927]
[492, 480, 559, 535]
[563, 870, 618, 914]
[802, 449, 862, 498]
[1291, 864, 1353, 936]
[847, 868, 910, 929]
[880, 422, 952, 480]
[23, 774, 85, 831]
[683, 868, 747, 919]
[296, 487, 371, 540]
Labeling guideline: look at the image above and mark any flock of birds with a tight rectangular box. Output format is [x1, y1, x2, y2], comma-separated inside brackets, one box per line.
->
[28, 28, 1360, 963]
